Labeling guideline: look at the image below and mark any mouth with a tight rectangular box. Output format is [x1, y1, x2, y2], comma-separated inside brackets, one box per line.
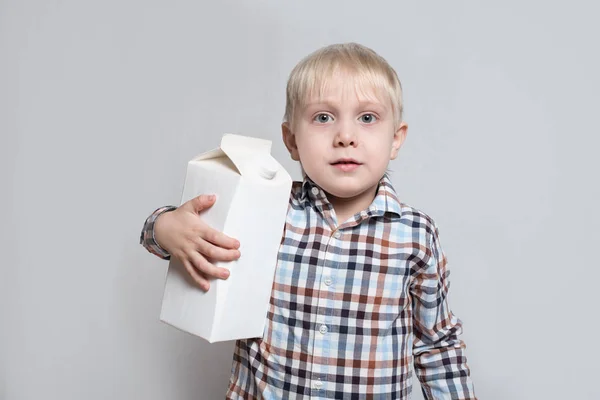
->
[331, 158, 362, 166]
[330, 158, 362, 172]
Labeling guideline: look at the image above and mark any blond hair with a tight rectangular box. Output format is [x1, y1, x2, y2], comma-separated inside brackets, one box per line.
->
[284, 43, 404, 128]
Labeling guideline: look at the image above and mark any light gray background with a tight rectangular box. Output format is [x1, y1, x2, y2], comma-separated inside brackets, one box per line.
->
[1, 1, 598, 399]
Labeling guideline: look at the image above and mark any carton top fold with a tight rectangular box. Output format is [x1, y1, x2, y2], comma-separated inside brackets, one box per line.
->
[194, 134, 279, 179]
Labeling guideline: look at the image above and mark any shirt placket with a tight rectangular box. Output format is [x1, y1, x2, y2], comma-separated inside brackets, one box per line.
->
[309, 226, 341, 399]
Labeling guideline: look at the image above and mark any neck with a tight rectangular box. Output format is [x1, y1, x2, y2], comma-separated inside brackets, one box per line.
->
[326, 185, 378, 225]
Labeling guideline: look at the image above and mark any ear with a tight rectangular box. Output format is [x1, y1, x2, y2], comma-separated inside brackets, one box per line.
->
[390, 121, 408, 160]
[282, 122, 300, 161]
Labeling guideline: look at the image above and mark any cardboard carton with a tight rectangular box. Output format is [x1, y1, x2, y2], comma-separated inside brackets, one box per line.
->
[160, 133, 292, 343]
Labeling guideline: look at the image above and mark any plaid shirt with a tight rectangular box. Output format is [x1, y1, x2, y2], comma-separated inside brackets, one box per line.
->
[140, 175, 476, 399]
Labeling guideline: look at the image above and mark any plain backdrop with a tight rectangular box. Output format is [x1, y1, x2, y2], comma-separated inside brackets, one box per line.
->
[1, 1, 598, 399]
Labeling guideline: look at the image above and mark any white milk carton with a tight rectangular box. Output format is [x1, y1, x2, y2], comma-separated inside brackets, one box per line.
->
[160, 133, 292, 343]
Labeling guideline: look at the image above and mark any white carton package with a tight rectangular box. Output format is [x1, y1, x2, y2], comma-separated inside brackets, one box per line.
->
[160, 133, 292, 343]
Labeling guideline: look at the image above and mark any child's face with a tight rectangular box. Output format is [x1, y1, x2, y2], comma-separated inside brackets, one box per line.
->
[283, 72, 407, 203]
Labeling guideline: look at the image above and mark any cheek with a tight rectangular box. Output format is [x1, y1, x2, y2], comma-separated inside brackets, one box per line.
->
[366, 140, 394, 167]
[294, 136, 310, 156]
[294, 135, 319, 164]
[296, 131, 324, 153]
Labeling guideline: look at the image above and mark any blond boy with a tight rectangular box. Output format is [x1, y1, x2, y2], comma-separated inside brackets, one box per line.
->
[140, 43, 476, 399]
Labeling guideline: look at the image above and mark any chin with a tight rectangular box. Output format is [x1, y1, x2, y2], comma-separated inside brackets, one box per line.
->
[306, 169, 379, 198]
[320, 182, 369, 199]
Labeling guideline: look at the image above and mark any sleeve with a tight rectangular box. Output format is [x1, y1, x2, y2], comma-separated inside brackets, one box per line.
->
[139, 206, 178, 260]
[410, 220, 476, 399]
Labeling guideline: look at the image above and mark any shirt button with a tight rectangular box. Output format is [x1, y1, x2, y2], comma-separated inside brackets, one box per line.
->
[319, 325, 328, 334]
[313, 380, 323, 390]
[372, 205, 378, 212]
[311, 187, 319, 195]
[324, 277, 332, 286]
[333, 231, 342, 239]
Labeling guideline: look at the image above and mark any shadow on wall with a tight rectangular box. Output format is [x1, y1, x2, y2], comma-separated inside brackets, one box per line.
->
[117, 239, 236, 398]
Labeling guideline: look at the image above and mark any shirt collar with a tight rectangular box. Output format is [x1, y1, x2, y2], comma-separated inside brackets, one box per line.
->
[300, 173, 403, 220]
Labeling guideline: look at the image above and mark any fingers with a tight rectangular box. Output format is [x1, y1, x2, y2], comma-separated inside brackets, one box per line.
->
[203, 227, 240, 250]
[184, 195, 240, 250]
[182, 259, 210, 291]
[197, 237, 241, 262]
[189, 250, 230, 281]
[187, 194, 216, 214]
[181, 251, 230, 292]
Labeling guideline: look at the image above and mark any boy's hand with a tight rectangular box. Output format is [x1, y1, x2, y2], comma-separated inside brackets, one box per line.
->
[154, 194, 241, 291]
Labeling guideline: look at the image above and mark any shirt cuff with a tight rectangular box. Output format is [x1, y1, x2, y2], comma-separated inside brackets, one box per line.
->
[139, 205, 178, 260]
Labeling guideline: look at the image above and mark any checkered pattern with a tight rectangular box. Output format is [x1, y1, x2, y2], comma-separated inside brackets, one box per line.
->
[141, 175, 476, 399]
[139, 205, 177, 259]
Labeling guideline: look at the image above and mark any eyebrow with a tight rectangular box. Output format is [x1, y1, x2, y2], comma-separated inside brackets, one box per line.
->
[304, 100, 388, 111]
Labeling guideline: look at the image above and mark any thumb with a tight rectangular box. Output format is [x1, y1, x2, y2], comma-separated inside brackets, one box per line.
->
[187, 194, 216, 214]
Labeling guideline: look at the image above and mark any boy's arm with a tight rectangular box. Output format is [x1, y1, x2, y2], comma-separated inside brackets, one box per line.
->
[139, 206, 178, 259]
[410, 221, 476, 400]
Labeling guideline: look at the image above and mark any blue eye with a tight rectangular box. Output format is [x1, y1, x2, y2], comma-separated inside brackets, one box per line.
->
[314, 114, 333, 123]
[360, 114, 377, 124]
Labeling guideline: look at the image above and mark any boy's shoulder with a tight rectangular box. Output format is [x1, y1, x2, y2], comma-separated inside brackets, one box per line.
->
[397, 202, 438, 231]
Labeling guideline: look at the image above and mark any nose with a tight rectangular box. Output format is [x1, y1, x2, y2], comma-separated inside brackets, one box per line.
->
[334, 124, 358, 148]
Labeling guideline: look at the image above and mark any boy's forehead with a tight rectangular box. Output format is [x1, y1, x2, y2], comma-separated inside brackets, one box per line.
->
[304, 74, 390, 107]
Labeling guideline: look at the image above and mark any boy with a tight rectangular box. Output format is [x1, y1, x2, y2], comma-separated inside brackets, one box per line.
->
[140, 43, 476, 399]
